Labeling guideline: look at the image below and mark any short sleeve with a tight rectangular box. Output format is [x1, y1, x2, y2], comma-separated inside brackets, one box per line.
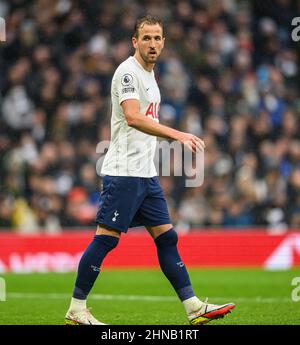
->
[116, 70, 140, 105]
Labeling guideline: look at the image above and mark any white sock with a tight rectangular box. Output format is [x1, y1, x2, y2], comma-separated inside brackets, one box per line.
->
[182, 296, 203, 315]
[69, 297, 87, 312]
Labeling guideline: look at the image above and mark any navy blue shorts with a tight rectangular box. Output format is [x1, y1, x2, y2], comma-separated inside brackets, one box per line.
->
[95, 176, 172, 233]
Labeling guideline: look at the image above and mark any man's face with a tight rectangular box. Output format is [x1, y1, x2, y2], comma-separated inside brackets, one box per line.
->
[132, 23, 165, 64]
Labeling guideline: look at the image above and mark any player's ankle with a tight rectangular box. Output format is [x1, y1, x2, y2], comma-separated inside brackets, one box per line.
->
[182, 296, 203, 314]
[69, 297, 87, 312]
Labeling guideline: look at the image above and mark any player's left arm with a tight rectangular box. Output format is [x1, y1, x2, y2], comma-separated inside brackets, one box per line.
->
[122, 99, 205, 153]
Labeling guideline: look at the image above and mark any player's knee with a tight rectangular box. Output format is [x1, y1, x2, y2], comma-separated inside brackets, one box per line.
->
[154, 228, 178, 248]
[94, 234, 119, 252]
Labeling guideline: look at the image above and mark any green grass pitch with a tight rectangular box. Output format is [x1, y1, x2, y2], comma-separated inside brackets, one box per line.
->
[0, 268, 299, 325]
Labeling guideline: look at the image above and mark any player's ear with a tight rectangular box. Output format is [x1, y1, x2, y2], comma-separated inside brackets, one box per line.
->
[132, 37, 138, 49]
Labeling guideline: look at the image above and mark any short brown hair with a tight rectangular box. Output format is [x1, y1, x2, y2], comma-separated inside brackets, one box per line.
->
[133, 15, 163, 38]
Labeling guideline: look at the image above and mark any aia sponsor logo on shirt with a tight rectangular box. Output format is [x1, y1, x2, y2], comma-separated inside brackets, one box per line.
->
[145, 102, 160, 119]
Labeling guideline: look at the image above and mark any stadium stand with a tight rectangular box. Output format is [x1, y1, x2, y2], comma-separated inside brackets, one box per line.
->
[0, 0, 300, 232]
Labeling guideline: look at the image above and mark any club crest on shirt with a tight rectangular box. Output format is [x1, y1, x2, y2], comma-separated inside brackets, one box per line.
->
[121, 73, 133, 86]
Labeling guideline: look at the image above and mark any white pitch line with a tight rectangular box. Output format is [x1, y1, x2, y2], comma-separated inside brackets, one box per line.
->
[6, 293, 294, 303]
[7, 292, 177, 302]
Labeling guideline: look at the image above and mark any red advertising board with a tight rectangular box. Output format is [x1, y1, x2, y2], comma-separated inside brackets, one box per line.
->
[0, 230, 300, 272]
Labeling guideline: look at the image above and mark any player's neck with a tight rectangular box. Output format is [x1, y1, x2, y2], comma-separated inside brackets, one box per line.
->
[133, 52, 154, 72]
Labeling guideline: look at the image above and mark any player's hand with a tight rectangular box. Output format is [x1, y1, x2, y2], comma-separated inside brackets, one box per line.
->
[176, 132, 205, 153]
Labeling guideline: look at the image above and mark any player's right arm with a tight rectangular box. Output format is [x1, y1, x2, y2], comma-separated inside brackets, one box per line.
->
[122, 99, 205, 153]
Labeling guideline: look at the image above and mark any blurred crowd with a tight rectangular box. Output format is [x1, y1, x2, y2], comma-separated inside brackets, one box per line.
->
[0, 0, 300, 233]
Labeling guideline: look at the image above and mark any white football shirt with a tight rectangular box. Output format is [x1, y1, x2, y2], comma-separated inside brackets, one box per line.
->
[101, 56, 161, 177]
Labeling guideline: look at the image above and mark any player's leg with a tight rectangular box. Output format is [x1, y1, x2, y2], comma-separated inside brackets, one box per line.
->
[147, 224, 235, 324]
[147, 224, 196, 301]
[66, 176, 147, 325]
[147, 224, 195, 303]
[70, 227, 120, 303]
[140, 177, 235, 324]
[65, 226, 120, 325]
[146, 224, 201, 315]
[73, 226, 120, 301]
[136, 177, 195, 305]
